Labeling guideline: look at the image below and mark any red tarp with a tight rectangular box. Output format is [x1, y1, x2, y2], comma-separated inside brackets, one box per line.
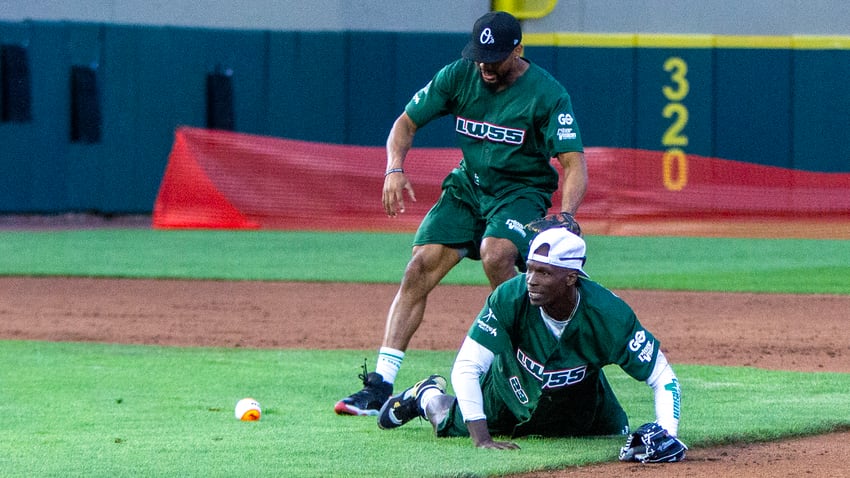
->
[153, 127, 850, 234]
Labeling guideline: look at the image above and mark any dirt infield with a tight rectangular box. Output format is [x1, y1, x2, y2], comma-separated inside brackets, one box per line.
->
[1, 276, 848, 477]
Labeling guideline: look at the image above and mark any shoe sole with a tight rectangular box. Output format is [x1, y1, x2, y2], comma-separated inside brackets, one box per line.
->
[334, 400, 380, 416]
[415, 375, 447, 396]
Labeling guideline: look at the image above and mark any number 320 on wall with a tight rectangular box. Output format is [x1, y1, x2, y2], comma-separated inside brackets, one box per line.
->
[662, 57, 688, 191]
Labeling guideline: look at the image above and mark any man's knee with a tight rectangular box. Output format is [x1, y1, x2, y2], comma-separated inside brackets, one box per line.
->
[480, 239, 519, 267]
[402, 251, 429, 282]
[403, 245, 463, 284]
[480, 238, 520, 287]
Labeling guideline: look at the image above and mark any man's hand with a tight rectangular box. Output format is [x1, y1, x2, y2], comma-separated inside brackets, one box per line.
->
[467, 419, 520, 450]
[383, 113, 418, 216]
[382, 171, 415, 216]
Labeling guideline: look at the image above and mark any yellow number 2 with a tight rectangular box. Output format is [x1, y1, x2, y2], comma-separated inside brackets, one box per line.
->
[662, 103, 689, 147]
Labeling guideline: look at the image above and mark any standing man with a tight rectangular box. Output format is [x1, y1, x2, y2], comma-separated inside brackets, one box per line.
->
[334, 11, 588, 416]
[377, 227, 687, 463]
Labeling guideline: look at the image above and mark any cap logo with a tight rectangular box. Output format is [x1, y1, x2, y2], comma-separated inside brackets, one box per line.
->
[479, 27, 496, 45]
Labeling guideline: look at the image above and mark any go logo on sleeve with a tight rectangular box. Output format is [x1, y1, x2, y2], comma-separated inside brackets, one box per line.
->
[628, 330, 655, 363]
[628, 330, 646, 352]
[556, 113, 577, 141]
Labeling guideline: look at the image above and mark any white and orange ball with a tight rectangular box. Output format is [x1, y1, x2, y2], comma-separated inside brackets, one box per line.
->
[234, 398, 262, 421]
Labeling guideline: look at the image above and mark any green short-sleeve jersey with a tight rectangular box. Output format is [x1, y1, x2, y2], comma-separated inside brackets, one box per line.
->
[404, 59, 583, 198]
[467, 275, 659, 429]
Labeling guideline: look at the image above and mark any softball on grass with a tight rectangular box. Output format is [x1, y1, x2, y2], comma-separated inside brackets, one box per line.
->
[235, 398, 262, 421]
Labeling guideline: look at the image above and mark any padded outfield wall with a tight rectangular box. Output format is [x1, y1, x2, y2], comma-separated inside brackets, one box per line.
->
[0, 20, 848, 214]
[524, 33, 850, 175]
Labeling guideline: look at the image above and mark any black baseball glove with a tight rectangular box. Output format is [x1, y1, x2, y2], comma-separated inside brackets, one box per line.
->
[618, 422, 687, 463]
[525, 212, 582, 237]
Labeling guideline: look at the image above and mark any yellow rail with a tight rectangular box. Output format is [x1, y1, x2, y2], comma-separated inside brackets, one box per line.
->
[492, 0, 558, 19]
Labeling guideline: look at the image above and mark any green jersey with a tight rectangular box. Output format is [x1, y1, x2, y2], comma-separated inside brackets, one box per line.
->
[466, 275, 659, 437]
[405, 58, 583, 203]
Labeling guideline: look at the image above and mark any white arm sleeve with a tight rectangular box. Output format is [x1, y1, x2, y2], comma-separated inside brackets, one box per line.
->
[450, 336, 495, 422]
[645, 350, 681, 436]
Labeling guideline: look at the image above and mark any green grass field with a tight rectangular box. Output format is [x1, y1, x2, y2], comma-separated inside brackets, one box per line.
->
[1, 230, 848, 477]
[2, 229, 849, 293]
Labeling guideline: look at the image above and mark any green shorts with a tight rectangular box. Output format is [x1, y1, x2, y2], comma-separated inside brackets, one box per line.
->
[413, 172, 551, 269]
[436, 372, 629, 439]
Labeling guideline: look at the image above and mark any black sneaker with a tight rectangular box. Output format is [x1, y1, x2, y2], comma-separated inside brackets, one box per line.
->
[334, 364, 393, 416]
[377, 374, 446, 429]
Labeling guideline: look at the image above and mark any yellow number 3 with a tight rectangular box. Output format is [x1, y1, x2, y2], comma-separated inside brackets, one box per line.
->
[663, 57, 689, 102]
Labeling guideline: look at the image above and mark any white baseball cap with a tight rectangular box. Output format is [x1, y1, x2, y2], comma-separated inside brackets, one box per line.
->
[528, 227, 588, 277]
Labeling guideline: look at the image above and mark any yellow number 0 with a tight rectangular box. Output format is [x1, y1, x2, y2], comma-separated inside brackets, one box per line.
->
[663, 57, 689, 102]
[663, 148, 688, 191]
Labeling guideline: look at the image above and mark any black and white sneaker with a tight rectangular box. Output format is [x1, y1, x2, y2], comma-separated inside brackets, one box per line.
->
[334, 364, 393, 416]
[377, 374, 446, 429]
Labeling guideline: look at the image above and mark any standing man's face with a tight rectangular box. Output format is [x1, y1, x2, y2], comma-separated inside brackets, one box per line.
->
[475, 46, 521, 90]
[477, 57, 511, 86]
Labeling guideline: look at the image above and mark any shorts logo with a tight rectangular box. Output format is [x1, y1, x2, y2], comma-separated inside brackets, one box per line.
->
[456, 117, 525, 145]
[558, 113, 574, 125]
[505, 219, 527, 238]
[509, 376, 529, 404]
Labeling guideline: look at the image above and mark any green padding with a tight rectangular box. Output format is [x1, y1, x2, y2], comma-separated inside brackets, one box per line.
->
[714, 48, 793, 169]
[793, 49, 850, 172]
[267, 31, 348, 143]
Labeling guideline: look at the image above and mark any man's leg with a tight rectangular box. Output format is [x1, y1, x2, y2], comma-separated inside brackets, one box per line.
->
[479, 237, 519, 289]
[480, 194, 551, 288]
[382, 244, 462, 351]
[375, 373, 457, 434]
[377, 374, 449, 429]
[334, 244, 461, 416]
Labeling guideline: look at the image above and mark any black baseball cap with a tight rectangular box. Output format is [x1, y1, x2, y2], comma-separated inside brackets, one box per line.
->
[461, 11, 522, 64]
